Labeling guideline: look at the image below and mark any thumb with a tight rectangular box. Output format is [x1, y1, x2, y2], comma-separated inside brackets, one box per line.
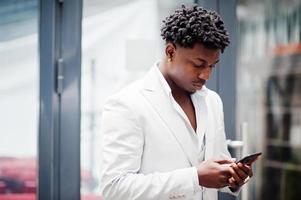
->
[215, 159, 235, 164]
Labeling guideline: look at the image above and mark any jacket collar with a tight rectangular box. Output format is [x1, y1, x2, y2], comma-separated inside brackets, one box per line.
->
[141, 63, 209, 166]
[144, 62, 209, 97]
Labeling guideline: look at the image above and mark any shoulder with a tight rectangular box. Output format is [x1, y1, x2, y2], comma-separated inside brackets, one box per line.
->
[204, 88, 224, 122]
[104, 67, 157, 108]
[103, 79, 144, 110]
[206, 88, 223, 106]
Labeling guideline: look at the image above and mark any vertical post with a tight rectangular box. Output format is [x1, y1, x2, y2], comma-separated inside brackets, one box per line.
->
[241, 122, 249, 200]
[59, 0, 82, 199]
[39, 0, 60, 199]
[39, 0, 82, 199]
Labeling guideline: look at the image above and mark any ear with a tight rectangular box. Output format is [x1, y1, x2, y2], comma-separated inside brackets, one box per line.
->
[165, 43, 176, 61]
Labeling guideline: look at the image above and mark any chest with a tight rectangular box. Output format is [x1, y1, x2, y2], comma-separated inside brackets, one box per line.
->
[176, 97, 197, 132]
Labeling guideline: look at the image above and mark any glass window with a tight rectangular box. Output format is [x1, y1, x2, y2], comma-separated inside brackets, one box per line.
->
[237, 0, 301, 199]
[0, 0, 39, 199]
[80, 0, 194, 198]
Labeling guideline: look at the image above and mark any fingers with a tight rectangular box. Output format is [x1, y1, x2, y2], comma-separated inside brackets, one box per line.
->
[228, 177, 239, 188]
[232, 163, 248, 180]
[218, 174, 232, 188]
[215, 159, 234, 165]
[228, 163, 253, 187]
[228, 165, 243, 185]
[202, 159, 253, 189]
[237, 163, 253, 177]
[197, 160, 235, 188]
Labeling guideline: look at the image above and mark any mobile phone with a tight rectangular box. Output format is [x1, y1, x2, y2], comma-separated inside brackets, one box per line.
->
[236, 152, 262, 165]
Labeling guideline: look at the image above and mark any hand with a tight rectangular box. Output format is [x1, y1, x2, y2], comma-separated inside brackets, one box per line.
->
[197, 159, 234, 188]
[228, 162, 253, 190]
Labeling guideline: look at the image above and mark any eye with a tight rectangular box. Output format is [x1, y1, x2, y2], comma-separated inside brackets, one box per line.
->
[194, 63, 205, 68]
[210, 64, 216, 68]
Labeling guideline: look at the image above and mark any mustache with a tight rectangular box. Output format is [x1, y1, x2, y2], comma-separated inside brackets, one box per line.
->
[194, 79, 206, 85]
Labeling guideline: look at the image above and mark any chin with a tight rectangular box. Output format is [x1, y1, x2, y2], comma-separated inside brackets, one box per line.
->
[192, 83, 203, 91]
[188, 88, 197, 94]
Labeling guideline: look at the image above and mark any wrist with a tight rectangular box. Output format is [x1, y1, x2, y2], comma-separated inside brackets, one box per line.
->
[196, 166, 204, 186]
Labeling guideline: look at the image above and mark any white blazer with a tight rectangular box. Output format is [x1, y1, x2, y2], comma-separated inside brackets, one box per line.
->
[100, 65, 238, 200]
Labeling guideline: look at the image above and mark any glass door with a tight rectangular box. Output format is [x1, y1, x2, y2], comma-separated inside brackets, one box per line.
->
[236, 0, 301, 199]
[0, 0, 39, 199]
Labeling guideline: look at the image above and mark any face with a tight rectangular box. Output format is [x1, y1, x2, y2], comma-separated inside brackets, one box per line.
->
[165, 43, 220, 93]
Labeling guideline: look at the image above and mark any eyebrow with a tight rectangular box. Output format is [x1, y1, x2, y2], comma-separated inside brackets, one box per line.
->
[195, 58, 220, 65]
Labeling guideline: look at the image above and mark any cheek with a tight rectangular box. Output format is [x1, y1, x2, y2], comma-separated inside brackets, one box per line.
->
[183, 67, 197, 80]
[174, 67, 189, 80]
[170, 63, 195, 82]
[170, 64, 184, 76]
[178, 68, 196, 86]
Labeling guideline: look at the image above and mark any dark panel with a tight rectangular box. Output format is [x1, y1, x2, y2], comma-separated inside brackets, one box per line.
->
[218, 0, 237, 140]
[39, 0, 82, 200]
[59, 0, 82, 200]
[39, 0, 59, 199]
[284, 170, 301, 200]
[198, 0, 218, 11]
[261, 167, 282, 200]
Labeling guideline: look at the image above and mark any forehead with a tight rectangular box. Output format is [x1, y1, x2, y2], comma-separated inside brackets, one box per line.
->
[178, 43, 220, 62]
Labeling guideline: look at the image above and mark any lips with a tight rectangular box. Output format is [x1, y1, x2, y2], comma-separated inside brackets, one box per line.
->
[193, 83, 203, 90]
[193, 79, 206, 90]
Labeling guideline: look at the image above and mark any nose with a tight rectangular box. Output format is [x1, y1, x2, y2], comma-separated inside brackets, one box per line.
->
[198, 66, 212, 80]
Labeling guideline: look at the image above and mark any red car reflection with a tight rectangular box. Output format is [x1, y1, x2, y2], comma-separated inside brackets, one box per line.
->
[0, 157, 102, 200]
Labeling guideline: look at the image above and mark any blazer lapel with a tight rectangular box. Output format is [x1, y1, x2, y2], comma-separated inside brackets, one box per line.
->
[191, 90, 214, 161]
[204, 97, 215, 160]
[141, 66, 198, 167]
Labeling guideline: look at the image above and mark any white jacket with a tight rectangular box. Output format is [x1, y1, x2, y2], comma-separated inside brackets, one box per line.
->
[100, 65, 239, 200]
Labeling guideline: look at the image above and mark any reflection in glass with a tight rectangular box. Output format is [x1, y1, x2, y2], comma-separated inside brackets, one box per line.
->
[237, 0, 301, 199]
[0, 0, 38, 199]
[81, 0, 194, 199]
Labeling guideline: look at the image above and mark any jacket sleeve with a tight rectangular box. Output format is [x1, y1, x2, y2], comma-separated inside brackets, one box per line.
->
[100, 97, 199, 200]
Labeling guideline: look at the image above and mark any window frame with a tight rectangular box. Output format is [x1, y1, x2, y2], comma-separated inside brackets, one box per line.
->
[39, 0, 82, 199]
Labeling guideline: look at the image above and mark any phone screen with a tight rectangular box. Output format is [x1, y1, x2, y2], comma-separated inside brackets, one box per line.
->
[236, 152, 262, 165]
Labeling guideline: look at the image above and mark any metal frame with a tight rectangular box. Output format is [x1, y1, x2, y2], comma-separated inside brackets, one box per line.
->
[39, 0, 82, 199]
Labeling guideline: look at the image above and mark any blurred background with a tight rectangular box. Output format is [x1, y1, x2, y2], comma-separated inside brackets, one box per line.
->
[0, 0, 300, 200]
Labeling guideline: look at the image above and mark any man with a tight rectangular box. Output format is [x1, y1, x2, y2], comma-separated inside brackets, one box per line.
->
[100, 5, 253, 200]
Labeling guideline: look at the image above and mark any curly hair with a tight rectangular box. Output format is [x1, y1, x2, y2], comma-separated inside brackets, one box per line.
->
[161, 5, 230, 52]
